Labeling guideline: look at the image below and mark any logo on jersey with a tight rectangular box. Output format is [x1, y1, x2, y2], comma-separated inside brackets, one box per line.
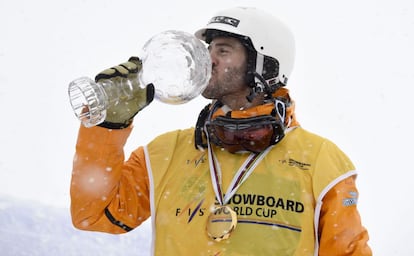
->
[279, 158, 311, 170]
[342, 191, 358, 206]
[175, 199, 206, 223]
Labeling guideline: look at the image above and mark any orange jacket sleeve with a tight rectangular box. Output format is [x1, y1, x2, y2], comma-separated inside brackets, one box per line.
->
[318, 175, 372, 255]
[70, 125, 151, 234]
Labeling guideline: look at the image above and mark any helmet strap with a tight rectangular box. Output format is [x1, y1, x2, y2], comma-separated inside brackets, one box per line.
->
[246, 53, 282, 102]
[255, 53, 264, 81]
[246, 73, 279, 102]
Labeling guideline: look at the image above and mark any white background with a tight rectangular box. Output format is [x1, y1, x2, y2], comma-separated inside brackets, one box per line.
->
[1, 0, 413, 255]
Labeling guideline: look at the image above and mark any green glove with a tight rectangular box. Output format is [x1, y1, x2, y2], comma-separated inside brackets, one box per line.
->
[95, 57, 154, 129]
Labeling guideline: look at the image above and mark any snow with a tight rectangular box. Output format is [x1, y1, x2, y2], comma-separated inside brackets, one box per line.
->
[1, 0, 414, 255]
[0, 196, 152, 256]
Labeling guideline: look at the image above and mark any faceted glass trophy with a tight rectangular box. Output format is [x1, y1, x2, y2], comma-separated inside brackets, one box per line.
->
[68, 30, 211, 127]
[139, 30, 211, 104]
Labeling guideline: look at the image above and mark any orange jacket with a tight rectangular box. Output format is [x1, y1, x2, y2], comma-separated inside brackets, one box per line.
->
[71, 125, 372, 255]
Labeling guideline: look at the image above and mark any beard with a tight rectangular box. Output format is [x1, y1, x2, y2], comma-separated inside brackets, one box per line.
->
[202, 65, 247, 100]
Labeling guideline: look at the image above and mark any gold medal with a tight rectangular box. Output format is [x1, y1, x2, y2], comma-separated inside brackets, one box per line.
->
[206, 205, 238, 242]
[205, 141, 268, 242]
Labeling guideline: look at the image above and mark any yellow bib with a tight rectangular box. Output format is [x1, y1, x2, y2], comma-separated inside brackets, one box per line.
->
[145, 127, 354, 255]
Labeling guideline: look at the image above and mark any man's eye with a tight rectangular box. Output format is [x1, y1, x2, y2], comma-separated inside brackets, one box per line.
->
[219, 48, 229, 54]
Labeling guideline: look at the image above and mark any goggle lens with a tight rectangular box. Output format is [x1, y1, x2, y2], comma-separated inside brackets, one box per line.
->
[207, 117, 277, 153]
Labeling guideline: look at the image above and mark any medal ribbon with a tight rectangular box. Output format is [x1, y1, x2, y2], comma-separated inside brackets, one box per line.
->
[206, 141, 271, 206]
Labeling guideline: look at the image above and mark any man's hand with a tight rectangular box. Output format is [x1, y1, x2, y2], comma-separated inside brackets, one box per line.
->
[95, 57, 154, 129]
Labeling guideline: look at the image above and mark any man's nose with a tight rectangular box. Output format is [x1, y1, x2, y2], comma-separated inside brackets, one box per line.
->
[209, 52, 218, 67]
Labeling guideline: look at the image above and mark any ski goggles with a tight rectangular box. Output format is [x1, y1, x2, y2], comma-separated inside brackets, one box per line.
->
[205, 99, 286, 153]
[206, 115, 283, 153]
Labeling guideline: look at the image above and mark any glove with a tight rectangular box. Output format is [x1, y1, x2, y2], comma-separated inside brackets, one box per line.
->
[95, 57, 155, 129]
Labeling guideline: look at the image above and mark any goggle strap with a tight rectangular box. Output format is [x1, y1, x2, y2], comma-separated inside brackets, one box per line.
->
[194, 103, 212, 150]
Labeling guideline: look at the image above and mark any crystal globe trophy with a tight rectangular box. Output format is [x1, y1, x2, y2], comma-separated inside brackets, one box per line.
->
[68, 30, 211, 127]
[139, 30, 211, 104]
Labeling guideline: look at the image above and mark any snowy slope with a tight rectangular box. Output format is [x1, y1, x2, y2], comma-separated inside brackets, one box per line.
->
[0, 196, 152, 256]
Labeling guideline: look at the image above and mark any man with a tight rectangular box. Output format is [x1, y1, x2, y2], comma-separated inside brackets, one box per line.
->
[70, 7, 372, 255]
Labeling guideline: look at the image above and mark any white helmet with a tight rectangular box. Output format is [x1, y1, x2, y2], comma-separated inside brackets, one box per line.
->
[195, 7, 295, 93]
